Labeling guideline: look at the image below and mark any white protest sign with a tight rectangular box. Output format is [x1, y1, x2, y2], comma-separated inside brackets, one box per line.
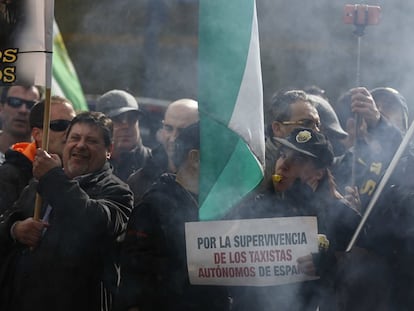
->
[185, 216, 319, 286]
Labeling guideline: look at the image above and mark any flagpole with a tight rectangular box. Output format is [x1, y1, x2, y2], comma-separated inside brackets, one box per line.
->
[346, 119, 414, 252]
[33, 87, 51, 220]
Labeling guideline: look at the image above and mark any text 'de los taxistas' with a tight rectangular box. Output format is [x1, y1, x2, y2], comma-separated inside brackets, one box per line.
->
[185, 217, 319, 287]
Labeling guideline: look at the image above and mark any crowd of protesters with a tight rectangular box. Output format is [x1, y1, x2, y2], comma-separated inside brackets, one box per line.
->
[0, 84, 412, 311]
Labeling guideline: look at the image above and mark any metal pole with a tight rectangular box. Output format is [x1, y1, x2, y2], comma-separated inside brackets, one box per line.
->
[356, 36, 361, 87]
[351, 36, 362, 188]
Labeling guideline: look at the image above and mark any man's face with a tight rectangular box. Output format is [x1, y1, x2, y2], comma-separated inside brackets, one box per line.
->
[111, 111, 140, 153]
[63, 122, 111, 179]
[273, 148, 310, 192]
[161, 104, 199, 159]
[47, 102, 76, 157]
[273, 100, 320, 138]
[0, 86, 39, 138]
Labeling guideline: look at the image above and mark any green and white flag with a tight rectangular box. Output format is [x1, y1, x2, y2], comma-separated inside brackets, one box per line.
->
[199, 0, 264, 220]
[52, 19, 88, 111]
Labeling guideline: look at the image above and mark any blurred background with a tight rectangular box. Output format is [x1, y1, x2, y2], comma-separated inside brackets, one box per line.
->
[55, 0, 414, 125]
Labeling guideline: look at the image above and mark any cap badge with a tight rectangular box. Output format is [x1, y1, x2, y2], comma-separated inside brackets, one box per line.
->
[296, 130, 312, 143]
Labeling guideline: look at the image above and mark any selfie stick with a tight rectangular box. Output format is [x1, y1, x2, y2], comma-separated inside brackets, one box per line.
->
[347, 5, 374, 187]
[354, 22, 365, 85]
[351, 34, 363, 187]
[344, 4, 378, 187]
[346, 119, 414, 251]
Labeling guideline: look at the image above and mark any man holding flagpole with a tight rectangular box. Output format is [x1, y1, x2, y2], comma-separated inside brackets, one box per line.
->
[0, 111, 133, 311]
[0, 95, 75, 215]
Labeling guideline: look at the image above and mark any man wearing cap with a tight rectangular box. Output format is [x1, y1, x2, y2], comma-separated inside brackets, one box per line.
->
[354, 89, 414, 311]
[370, 87, 409, 134]
[260, 89, 321, 192]
[0, 111, 133, 311]
[333, 87, 403, 211]
[96, 89, 151, 181]
[331, 87, 406, 311]
[0, 85, 41, 165]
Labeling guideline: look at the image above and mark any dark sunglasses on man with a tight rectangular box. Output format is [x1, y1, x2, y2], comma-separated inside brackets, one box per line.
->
[32, 119, 72, 132]
[6, 97, 38, 110]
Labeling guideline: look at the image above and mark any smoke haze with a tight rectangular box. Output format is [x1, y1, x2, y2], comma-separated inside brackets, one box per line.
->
[52, 1, 414, 310]
[56, 0, 414, 120]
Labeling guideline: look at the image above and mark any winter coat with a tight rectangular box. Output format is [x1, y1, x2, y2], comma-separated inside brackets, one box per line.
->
[0, 162, 133, 311]
[225, 178, 361, 311]
[332, 116, 403, 212]
[110, 144, 151, 182]
[127, 144, 169, 203]
[115, 173, 230, 311]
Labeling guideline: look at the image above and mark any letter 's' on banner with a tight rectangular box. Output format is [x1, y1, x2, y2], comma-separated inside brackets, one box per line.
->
[0, 0, 54, 87]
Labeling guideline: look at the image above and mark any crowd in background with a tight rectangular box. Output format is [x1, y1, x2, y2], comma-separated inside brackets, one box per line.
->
[0, 83, 412, 311]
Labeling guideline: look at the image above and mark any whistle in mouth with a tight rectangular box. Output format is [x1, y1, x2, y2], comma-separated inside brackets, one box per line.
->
[272, 174, 283, 183]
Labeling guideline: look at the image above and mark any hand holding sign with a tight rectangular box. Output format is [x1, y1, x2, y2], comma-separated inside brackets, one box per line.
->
[186, 216, 320, 287]
[297, 254, 316, 276]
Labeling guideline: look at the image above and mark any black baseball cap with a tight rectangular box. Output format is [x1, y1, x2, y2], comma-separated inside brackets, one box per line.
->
[307, 94, 348, 139]
[370, 87, 409, 130]
[274, 128, 334, 168]
[370, 87, 408, 115]
[96, 89, 140, 118]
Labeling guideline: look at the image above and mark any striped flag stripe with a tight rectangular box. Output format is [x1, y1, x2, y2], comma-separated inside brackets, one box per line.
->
[199, 0, 264, 220]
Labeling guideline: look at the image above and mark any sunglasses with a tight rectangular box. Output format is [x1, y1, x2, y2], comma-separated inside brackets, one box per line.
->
[33, 119, 71, 132]
[6, 97, 37, 110]
[49, 119, 72, 132]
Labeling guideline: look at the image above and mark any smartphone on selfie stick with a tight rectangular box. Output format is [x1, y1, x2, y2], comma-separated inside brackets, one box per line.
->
[343, 4, 381, 187]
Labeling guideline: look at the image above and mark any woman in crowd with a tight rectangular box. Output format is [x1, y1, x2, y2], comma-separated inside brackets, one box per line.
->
[226, 128, 362, 311]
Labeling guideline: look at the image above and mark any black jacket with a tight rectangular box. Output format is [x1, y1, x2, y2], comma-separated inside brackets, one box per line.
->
[0, 162, 133, 311]
[0, 147, 33, 215]
[332, 116, 403, 212]
[225, 178, 361, 311]
[127, 144, 169, 203]
[116, 173, 230, 311]
[110, 144, 151, 182]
